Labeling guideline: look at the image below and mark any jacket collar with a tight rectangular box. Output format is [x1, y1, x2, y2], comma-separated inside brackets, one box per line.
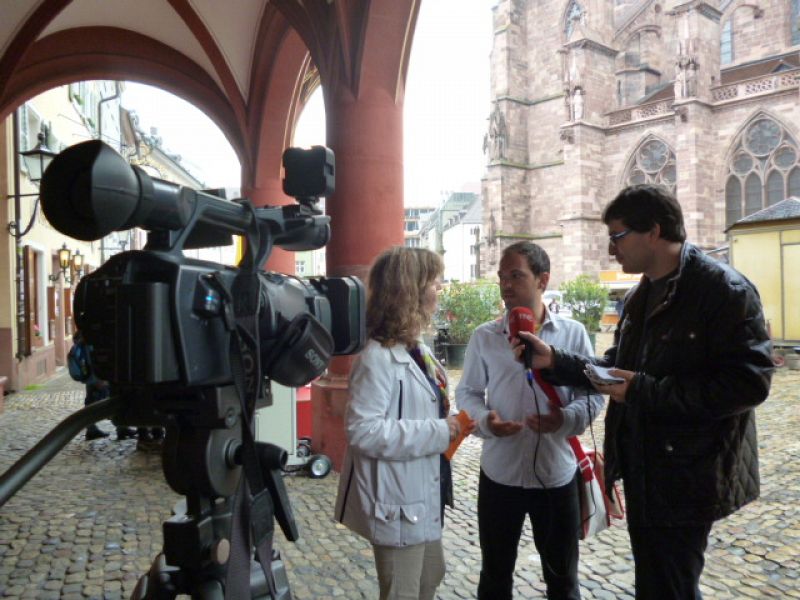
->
[626, 242, 695, 320]
[388, 343, 437, 398]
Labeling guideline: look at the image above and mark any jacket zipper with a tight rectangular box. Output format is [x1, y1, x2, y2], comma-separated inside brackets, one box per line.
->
[398, 380, 403, 419]
[337, 463, 355, 523]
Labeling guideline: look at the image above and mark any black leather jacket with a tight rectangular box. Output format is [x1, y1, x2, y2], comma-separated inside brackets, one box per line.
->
[547, 244, 773, 526]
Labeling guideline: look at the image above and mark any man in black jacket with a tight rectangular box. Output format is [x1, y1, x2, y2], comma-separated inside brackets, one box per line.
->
[518, 185, 773, 599]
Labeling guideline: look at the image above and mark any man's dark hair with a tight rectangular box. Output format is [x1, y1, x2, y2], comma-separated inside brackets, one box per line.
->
[602, 184, 686, 242]
[502, 241, 550, 276]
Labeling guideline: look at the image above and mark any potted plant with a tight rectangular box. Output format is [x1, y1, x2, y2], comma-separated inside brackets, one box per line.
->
[436, 280, 502, 368]
[560, 274, 607, 349]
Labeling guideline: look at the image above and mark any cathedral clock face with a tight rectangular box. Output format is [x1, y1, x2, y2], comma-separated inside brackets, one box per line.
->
[744, 119, 781, 156]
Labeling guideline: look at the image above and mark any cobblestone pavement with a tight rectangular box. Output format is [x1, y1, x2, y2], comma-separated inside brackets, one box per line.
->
[1, 339, 799, 599]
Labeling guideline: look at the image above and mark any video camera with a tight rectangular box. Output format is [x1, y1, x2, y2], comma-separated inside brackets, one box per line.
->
[41, 140, 364, 393]
[0, 139, 368, 599]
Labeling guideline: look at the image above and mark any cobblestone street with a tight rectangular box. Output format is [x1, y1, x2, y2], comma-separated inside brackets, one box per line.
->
[1, 340, 799, 599]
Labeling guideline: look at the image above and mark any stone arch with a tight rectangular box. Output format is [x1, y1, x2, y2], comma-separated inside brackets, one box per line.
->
[620, 133, 677, 194]
[0, 27, 248, 171]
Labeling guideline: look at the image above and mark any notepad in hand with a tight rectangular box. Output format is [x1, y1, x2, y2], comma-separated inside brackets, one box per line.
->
[444, 410, 472, 461]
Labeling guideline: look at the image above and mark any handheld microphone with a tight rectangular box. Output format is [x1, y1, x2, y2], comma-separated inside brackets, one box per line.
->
[508, 306, 536, 370]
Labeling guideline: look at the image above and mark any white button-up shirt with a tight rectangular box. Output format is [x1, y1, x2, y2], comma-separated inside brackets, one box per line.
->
[456, 309, 604, 489]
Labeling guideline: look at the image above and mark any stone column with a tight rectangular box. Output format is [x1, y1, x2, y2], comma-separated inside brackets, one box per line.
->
[312, 86, 405, 470]
[273, 0, 418, 470]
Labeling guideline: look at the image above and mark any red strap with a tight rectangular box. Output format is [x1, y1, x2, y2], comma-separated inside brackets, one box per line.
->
[531, 369, 592, 482]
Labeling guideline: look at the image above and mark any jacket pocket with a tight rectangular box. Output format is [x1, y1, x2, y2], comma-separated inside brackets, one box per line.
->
[372, 501, 427, 546]
[651, 432, 720, 508]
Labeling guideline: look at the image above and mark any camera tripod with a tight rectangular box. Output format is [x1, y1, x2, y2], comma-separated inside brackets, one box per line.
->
[0, 385, 295, 599]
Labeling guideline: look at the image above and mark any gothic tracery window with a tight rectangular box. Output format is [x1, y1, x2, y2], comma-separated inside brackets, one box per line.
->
[725, 116, 800, 227]
[624, 138, 677, 194]
[564, 0, 584, 40]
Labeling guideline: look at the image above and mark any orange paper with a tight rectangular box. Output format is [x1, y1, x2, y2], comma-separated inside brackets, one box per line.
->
[444, 410, 472, 461]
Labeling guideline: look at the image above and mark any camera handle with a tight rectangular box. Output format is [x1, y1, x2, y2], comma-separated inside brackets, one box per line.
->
[0, 395, 124, 507]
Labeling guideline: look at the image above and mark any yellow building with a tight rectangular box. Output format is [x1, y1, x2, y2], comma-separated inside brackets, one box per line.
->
[728, 197, 800, 347]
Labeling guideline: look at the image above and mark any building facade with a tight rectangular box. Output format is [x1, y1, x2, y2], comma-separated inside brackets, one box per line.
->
[1, 82, 205, 392]
[404, 206, 436, 248]
[482, 0, 800, 289]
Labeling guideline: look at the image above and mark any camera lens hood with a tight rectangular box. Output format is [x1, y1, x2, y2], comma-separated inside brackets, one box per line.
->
[40, 140, 143, 241]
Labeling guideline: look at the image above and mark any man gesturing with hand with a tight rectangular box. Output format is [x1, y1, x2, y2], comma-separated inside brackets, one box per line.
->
[456, 242, 603, 600]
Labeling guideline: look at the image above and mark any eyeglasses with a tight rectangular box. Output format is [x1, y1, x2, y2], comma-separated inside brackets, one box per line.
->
[608, 229, 633, 245]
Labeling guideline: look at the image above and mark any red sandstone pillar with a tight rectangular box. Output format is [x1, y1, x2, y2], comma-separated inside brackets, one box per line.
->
[311, 87, 405, 470]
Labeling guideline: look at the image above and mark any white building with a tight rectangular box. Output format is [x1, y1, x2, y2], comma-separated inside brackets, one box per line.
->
[442, 198, 483, 282]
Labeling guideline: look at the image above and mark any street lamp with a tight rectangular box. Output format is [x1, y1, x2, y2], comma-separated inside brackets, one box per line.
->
[71, 249, 84, 283]
[48, 244, 73, 283]
[58, 244, 72, 273]
[20, 131, 57, 183]
[7, 128, 58, 239]
[54, 245, 84, 285]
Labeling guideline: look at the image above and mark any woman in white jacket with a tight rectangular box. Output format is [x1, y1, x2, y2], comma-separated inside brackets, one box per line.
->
[334, 246, 474, 600]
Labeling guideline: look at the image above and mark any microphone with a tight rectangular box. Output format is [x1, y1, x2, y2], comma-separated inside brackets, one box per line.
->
[508, 306, 536, 370]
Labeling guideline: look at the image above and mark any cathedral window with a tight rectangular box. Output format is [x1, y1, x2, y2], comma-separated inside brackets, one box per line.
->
[725, 116, 800, 227]
[564, 1, 584, 40]
[793, 0, 800, 46]
[720, 18, 734, 65]
[624, 138, 677, 194]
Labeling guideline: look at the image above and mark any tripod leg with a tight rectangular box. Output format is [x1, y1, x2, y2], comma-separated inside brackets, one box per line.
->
[131, 553, 180, 600]
[0, 395, 124, 507]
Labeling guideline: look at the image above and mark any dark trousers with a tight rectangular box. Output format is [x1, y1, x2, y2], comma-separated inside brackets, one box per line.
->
[477, 470, 581, 600]
[628, 523, 712, 600]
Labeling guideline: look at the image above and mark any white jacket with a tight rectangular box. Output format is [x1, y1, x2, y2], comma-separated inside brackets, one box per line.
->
[334, 339, 451, 547]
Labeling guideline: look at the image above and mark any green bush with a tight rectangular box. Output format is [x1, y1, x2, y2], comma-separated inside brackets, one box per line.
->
[560, 275, 607, 333]
[436, 281, 503, 344]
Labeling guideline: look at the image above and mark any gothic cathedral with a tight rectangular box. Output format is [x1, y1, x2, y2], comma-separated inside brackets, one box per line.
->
[482, 0, 800, 286]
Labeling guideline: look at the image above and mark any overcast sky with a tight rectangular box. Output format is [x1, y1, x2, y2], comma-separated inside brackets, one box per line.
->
[122, 0, 494, 207]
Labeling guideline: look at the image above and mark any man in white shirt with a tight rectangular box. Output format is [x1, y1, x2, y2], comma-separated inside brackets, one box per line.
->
[456, 242, 603, 600]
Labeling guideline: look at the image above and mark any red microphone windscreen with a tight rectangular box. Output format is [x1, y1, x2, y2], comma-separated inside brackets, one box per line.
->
[508, 306, 536, 340]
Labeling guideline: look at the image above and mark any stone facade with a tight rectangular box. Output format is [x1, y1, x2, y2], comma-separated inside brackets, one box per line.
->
[482, 0, 800, 288]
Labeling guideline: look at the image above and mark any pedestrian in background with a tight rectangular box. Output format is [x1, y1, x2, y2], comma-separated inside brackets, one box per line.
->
[334, 246, 474, 600]
[68, 328, 136, 441]
[520, 184, 773, 599]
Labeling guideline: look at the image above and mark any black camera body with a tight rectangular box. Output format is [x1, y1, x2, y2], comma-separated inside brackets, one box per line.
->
[77, 250, 363, 389]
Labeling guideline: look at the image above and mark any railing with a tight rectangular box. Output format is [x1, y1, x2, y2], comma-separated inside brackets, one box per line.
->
[606, 69, 800, 127]
[711, 70, 800, 103]
[607, 99, 673, 126]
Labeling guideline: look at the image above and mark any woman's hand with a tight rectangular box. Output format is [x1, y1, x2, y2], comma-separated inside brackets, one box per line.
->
[446, 413, 476, 440]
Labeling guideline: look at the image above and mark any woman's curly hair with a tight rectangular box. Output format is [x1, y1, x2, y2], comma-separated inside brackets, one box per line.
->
[367, 246, 444, 347]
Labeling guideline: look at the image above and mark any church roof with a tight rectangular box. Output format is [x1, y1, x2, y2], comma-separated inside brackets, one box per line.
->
[638, 81, 673, 104]
[726, 198, 800, 231]
[720, 52, 800, 85]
